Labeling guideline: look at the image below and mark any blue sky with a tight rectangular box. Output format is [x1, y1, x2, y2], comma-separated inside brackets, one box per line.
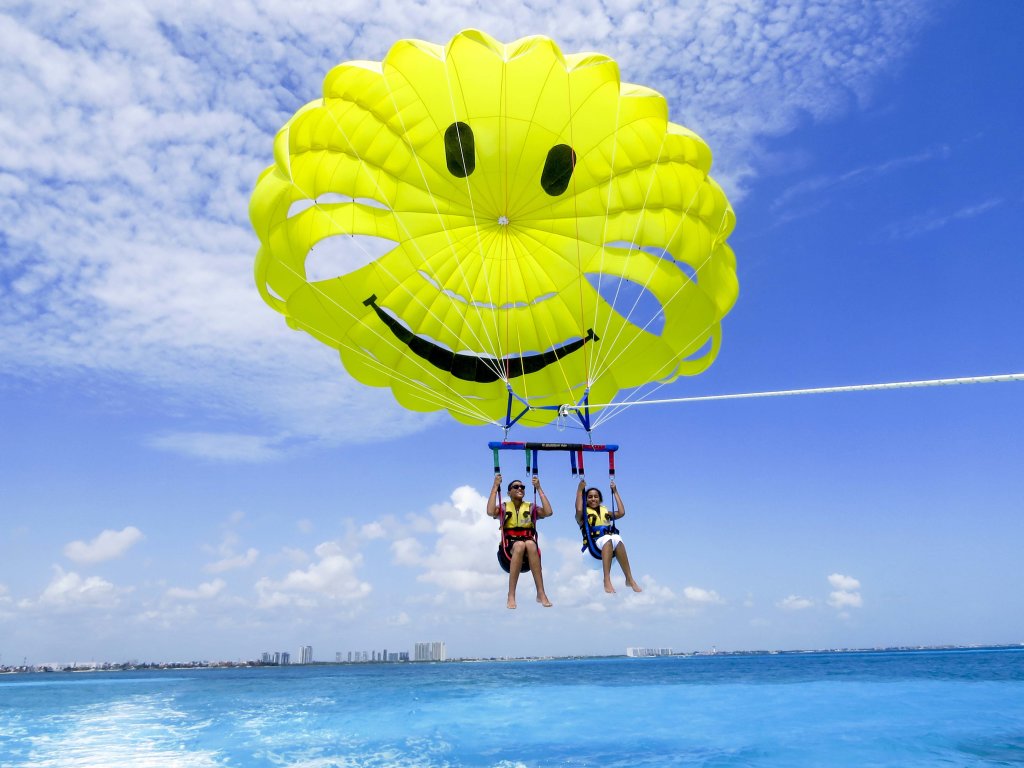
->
[1, 0, 1021, 665]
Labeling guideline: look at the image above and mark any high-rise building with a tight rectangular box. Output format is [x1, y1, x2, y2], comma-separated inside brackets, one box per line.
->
[625, 647, 673, 657]
[300, 645, 313, 664]
[414, 641, 446, 661]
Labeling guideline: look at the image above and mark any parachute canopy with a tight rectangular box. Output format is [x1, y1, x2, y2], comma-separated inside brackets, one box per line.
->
[250, 30, 738, 428]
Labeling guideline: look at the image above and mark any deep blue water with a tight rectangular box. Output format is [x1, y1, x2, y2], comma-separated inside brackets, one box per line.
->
[1, 648, 1023, 766]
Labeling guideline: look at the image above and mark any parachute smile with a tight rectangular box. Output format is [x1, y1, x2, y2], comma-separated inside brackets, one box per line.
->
[417, 271, 556, 310]
[363, 294, 598, 384]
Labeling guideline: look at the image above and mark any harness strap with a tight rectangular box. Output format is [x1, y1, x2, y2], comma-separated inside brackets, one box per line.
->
[505, 527, 536, 539]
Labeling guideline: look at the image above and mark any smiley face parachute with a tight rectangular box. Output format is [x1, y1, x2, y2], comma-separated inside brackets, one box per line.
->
[250, 30, 738, 432]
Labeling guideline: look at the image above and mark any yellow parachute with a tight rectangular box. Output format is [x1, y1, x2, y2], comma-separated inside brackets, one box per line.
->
[250, 30, 738, 429]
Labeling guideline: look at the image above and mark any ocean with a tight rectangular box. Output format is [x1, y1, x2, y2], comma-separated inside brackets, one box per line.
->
[1, 648, 1022, 767]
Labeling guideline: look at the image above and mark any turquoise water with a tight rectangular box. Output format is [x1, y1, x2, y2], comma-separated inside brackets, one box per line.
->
[1, 648, 1023, 766]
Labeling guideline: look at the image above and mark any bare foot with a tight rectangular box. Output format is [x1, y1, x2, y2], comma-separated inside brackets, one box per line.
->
[537, 594, 553, 607]
[627, 581, 643, 593]
[507, 595, 517, 609]
[604, 580, 616, 594]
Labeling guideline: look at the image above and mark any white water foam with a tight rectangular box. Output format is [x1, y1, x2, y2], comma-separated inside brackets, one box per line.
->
[22, 693, 222, 768]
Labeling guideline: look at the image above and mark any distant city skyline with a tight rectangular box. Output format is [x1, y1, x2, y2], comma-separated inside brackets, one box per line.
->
[4, 642, 1020, 676]
[253, 641, 444, 665]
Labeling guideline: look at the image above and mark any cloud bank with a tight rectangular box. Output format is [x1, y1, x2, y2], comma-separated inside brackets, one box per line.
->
[0, 1, 934, 448]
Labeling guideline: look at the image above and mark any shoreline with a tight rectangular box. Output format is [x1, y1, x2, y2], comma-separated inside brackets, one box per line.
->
[3, 643, 1022, 677]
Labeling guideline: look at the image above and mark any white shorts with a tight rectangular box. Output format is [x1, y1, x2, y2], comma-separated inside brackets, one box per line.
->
[595, 533, 623, 550]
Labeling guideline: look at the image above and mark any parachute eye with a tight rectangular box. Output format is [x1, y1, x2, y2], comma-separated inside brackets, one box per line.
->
[445, 122, 475, 177]
[541, 144, 576, 196]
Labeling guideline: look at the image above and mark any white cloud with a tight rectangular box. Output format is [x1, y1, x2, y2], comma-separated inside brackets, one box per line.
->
[280, 547, 310, 565]
[0, 584, 11, 619]
[205, 547, 259, 573]
[255, 541, 371, 608]
[777, 595, 815, 611]
[548, 539, 609, 609]
[0, 1, 933, 447]
[826, 573, 863, 610]
[391, 537, 425, 566]
[683, 586, 723, 604]
[771, 145, 951, 220]
[360, 522, 386, 540]
[204, 529, 258, 573]
[546, 538, 675, 611]
[35, 566, 128, 609]
[387, 611, 411, 626]
[828, 573, 861, 591]
[828, 590, 864, 609]
[63, 526, 143, 564]
[402, 486, 505, 596]
[621, 576, 676, 610]
[886, 197, 1004, 240]
[149, 432, 284, 462]
[165, 579, 226, 600]
[297, 519, 313, 534]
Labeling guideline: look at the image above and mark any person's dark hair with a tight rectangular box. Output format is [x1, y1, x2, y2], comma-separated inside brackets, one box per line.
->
[508, 479, 526, 492]
[585, 487, 603, 502]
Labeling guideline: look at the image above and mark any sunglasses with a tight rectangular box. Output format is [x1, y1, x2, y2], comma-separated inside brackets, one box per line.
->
[509, 484, 526, 490]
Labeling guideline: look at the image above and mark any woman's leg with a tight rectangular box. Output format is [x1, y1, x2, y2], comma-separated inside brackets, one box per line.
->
[507, 541, 526, 608]
[614, 542, 643, 592]
[525, 540, 552, 606]
[601, 540, 616, 593]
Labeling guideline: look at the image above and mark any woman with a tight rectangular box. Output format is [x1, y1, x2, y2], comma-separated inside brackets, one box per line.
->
[487, 474, 553, 609]
[576, 479, 642, 593]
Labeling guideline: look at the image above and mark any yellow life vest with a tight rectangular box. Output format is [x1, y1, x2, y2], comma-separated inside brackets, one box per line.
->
[504, 500, 535, 529]
[585, 504, 613, 529]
